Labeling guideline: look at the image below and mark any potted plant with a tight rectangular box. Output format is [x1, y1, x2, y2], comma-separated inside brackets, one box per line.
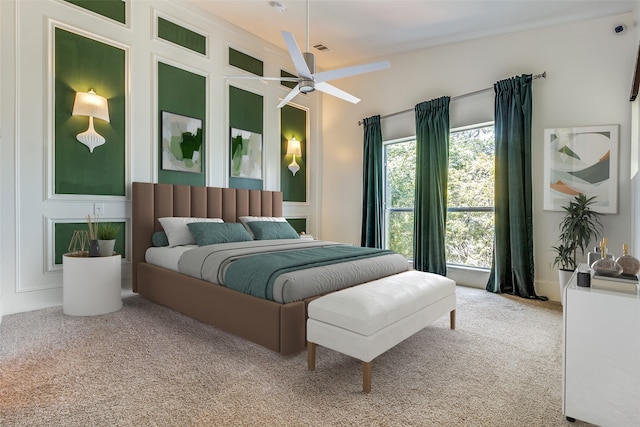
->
[552, 194, 603, 302]
[97, 222, 122, 257]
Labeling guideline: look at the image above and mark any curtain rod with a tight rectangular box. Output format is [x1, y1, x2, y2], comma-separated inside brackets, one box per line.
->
[357, 71, 546, 126]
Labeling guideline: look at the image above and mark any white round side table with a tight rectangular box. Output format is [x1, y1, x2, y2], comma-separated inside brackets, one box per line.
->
[62, 253, 122, 316]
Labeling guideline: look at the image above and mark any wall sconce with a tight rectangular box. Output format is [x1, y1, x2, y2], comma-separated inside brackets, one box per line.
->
[72, 89, 110, 153]
[286, 136, 302, 176]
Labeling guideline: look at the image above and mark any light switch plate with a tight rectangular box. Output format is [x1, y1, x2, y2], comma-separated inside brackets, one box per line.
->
[94, 203, 105, 216]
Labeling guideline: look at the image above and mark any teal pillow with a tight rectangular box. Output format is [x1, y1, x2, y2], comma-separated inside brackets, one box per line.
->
[152, 231, 169, 247]
[186, 222, 252, 246]
[247, 221, 300, 240]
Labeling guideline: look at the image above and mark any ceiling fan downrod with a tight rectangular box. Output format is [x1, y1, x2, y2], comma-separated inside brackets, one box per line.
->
[299, 0, 315, 93]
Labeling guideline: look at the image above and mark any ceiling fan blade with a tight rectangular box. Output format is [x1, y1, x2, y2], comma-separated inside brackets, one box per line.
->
[281, 31, 312, 78]
[277, 85, 302, 109]
[222, 75, 300, 82]
[313, 60, 390, 83]
[315, 82, 360, 104]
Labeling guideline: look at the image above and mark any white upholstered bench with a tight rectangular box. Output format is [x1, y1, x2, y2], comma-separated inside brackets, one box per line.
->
[307, 270, 456, 393]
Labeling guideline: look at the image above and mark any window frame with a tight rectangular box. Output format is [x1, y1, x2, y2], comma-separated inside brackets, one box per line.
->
[382, 122, 495, 269]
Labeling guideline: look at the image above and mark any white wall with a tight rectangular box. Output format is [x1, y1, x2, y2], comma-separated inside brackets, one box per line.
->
[321, 12, 639, 301]
[0, 0, 321, 315]
[633, 6, 640, 276]
[2, 3, 637, 316]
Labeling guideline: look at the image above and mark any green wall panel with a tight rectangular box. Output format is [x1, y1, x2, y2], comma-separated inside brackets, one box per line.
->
[158, 17, 206, 55]
[286, 218, 307, 235]
[281, 105, 307, 202]
[158, 62, 206, 186]
[55, 222, 126, 265]
[229, 47, 263, 76]
[281, 70, 298, 90]
[64, 0, 126, 24]
[54, 28, 126, 196]
[229, 86, 263, 190]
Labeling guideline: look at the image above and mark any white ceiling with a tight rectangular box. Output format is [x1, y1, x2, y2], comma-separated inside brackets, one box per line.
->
[186, 0, 637, 70]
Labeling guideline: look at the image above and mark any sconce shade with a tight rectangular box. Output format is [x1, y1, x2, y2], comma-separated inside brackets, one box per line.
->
[286, 137, 302, 176]
[72, 90, 110, 122]
[72, 89, 110, 153]
[286, 137, 302, 156]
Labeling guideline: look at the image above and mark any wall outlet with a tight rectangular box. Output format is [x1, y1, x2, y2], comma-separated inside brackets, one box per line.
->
[94, 203, 105, 216]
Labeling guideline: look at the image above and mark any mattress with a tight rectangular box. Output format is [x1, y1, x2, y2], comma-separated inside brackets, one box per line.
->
[178, 240, 410, 303]
[145, 245, 197, 272]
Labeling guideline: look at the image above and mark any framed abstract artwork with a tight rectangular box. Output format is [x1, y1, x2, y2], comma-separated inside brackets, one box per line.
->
[543, 125, 618, 214]
[230, 127, 262, 180]
[161, 111, 203, 174]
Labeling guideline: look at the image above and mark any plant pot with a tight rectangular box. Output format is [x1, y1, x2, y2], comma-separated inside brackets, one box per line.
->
[98, 239, 116, 257]
[558, 268, 574, 305]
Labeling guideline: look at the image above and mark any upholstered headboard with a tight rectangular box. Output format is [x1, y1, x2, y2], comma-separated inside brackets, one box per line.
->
[131, 182, 283, 292]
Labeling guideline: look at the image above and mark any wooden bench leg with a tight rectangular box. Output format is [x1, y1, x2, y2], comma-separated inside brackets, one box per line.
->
[450, 309, 456, 330]
[307, 341, 316, 371]
[362, 361, 372, 393]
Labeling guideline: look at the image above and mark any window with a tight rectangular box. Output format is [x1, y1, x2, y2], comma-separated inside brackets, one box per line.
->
[383, 137, 416, 259]
[383, 123, 495, 269]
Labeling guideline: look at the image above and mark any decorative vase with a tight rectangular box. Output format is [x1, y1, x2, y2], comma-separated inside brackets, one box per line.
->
[98, 239, 116, 257]
[88, 240, 101, 257]
[591, 238, 622, 277]
[616, 244, 640, 276]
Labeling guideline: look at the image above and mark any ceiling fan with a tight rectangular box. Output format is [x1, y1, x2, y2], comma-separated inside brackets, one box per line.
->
[226, 0, 390, 108]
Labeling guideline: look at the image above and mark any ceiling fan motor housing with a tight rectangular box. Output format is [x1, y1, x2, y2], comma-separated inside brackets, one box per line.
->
[300, 52, 316, 93]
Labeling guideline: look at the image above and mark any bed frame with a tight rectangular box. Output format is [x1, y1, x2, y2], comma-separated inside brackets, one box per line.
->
[132, 182, 312, 355]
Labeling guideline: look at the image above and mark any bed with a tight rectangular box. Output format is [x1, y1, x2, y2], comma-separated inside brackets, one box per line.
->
[132, 182, 408, 355]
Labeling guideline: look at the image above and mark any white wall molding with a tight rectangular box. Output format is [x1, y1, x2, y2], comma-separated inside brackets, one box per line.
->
[2, 0, 321, 314]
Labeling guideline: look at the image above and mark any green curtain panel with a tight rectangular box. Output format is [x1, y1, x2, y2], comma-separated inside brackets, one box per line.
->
[487, 75, 544, 300]
[413, 97, 450, 275]
[361, 115, 383, 248]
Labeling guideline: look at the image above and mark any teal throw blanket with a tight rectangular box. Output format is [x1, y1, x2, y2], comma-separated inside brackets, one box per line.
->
[224, 245, 394, 300]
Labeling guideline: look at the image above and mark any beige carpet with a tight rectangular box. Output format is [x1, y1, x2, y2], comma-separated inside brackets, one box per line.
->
[0, 286, 591, 426]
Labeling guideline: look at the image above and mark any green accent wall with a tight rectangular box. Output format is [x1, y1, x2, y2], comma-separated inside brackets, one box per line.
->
[64, 0, 126, 24]
[281, 70, 298, 90]
[158, 17, 206, 55]
[229, 86, 263, 190]
[281, 105, 307, 202]
[286, 218, 307, 234]
[229, 48, 263, 76]
[54, 28, 126, 196]
[158, 62, 206, 186]
[55, 222, 126, 265]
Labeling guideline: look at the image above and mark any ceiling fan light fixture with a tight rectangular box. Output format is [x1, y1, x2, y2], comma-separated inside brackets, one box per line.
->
[299, 79, 315, 93]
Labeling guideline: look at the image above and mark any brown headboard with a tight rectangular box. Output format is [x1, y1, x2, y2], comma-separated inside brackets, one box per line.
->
[131, 182, 283, 292]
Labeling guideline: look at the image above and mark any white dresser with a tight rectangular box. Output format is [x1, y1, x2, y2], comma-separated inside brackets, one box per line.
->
[562, 268, 640, 425]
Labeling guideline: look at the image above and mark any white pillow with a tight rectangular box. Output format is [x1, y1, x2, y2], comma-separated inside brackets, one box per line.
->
[238, 216, 287, 239]
[158, 217, 224, 247]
